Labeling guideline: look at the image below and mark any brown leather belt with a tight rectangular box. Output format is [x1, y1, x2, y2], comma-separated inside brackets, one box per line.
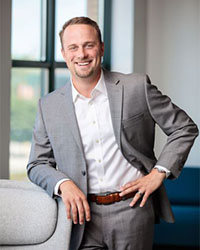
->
[88, 191, 137, 205]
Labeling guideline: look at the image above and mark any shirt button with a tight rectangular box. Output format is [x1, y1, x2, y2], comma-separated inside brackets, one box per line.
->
[99, 178, 103, 182]
[98, 159, 101, 163]
[93, 121, 96, 124]
[96, 140, 99, 143]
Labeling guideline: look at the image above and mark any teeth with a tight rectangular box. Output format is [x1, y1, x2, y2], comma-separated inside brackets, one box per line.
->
[77, 62, 89, 66]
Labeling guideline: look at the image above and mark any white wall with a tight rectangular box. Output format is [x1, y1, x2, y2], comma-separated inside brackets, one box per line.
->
[0, 0, 11, 178]
[133, 0, 147, 73]
[110, 0, 134, 73]
[146, 0, 200, 165]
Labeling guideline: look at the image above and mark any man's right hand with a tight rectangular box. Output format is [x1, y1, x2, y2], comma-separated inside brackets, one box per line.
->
[59, 180, 90, 225]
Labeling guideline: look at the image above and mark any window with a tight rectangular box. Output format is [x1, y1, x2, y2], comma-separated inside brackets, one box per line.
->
[10, 68, 48, 180]
[11, 0, 46, 61]
[10, 0, 108, 180]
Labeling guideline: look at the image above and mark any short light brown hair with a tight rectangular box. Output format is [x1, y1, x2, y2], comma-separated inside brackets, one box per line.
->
[59, 16, 103, 49]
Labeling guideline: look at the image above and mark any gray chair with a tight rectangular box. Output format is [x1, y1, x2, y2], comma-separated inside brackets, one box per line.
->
[0, 180, 72, 250]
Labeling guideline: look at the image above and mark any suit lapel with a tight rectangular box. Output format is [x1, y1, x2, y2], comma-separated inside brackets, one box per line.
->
[104, 70, 123, 150]
[58, 82, 84, 154]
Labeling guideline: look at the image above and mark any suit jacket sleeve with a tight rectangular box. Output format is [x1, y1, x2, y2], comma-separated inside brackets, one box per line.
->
[27, 99, 69, 197]
[145, 75, 199, 178]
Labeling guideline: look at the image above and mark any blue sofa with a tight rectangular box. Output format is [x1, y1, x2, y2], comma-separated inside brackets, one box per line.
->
[154, 166, 200, 248]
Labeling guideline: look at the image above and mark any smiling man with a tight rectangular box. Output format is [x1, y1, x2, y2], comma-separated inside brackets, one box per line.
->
[27, 17, 198, 250]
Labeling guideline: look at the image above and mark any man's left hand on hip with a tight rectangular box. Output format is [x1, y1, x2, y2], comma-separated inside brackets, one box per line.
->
[119, 168, 166, 207]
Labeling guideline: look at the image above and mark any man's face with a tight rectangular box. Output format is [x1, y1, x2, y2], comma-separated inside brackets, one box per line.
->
[61, 24, 104, 82]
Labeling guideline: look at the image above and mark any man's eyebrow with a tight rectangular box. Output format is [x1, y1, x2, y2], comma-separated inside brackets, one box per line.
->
[84, 41, 96, 44]
[88, 40, 98, 44]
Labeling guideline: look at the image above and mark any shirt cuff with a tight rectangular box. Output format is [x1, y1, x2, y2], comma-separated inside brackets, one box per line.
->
[54, 178, 70, 196]
[154, 165, 171, 178]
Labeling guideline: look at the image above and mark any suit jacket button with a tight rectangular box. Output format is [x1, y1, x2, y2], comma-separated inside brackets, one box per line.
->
[81, 171, 86, 176]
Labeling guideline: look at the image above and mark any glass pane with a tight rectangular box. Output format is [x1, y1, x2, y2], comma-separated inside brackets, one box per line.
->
[55, 68, 71, 89]
[11, 0, 46, 61]
[55, 0, 104, 61]
[10, 68, 48, 180]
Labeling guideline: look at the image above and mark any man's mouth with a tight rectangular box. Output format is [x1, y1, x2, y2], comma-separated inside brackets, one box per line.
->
[76, 60, 92, 66]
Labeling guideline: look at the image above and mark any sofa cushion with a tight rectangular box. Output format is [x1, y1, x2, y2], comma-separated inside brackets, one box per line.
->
[0, 180, 57, 245]
[165, 167, 199, 205]
[154, 205, 199, 246]
[154, 166, 200, 247]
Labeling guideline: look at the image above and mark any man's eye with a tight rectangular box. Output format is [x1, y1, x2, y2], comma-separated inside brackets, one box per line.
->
[86, 44, 94, 48]
[69, 46, 77, 51]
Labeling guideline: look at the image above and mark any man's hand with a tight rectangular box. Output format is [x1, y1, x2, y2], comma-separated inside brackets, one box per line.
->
[59, 180, 90, 225]
[119, 168, 166, 207]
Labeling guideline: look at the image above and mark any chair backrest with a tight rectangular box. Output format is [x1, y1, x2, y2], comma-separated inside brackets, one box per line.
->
[0, 180, 72, 250]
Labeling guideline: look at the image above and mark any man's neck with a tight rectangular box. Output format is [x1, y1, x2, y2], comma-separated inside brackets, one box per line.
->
[72, 70, 101, 98]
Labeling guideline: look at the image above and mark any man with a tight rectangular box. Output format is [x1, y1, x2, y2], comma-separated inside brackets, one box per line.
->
[27, 17, 198, 250]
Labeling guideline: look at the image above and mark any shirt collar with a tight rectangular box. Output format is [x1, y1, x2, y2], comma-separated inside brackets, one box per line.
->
[71, 70, 107, 103]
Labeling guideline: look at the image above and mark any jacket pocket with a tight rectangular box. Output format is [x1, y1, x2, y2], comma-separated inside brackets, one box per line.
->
[122, 112, 144, 128]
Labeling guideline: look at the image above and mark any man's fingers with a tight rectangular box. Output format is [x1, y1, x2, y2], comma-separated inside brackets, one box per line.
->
[76, 196, 90, 225]
[71, 202, 78, 224]
[129, 190, 144, 207]
[66, 202, 71, 220]
[83, 199, 91, 222]
[77, 201, 85, 225]
[120, 180, 138, 191]
[65, 199, 90, 225]
[119, 184, 139, 197]
[140, 193, 149, 207]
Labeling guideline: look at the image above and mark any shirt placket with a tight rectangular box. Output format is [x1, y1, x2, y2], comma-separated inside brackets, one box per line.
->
[89, 99, 105, 193]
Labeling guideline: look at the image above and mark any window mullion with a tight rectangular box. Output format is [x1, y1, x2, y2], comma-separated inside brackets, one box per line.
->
[46, 0, 56, 92]
[12, 60, 50, 68]
[103, 0, 112, 70]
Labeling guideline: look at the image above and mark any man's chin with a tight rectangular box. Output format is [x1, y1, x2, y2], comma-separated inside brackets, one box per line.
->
[75, 70, 94, 79]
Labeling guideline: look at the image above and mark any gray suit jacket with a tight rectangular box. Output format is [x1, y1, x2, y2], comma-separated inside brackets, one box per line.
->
[27, 69, 198, 250]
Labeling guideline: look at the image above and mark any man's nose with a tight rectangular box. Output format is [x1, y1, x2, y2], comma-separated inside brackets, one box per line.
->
[77, 47, 87, 59]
